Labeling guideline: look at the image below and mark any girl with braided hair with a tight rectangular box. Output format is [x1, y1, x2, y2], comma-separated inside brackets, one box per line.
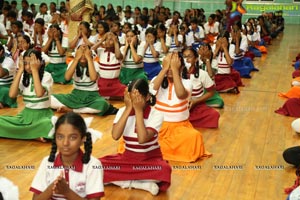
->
[0, 48, 54, 141]
[30, 112, 104, 200]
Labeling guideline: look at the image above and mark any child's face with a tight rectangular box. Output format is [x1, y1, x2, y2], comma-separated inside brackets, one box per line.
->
[191, 23, 197, 30]
[55, 123, 85, 159]
[79, 24, 88, 35]
[97, 24, 105, 35]
[17, 37, 23, 49]
[126, 31, 135, 44]
[105, 34, 115, 47]
[146, 33, 155, 41]
[122, 25, 130, 34]
[40, 5, 47, 13]
[11, 24, 19, 34]
[23, 56, 35, 74]
[34, 23, 43, 32]
[111, 23, 119, 33]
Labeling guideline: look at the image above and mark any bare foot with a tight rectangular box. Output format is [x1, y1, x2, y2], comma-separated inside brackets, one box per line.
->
[35, 137, 47, 143]
[57, 106, 73, 113]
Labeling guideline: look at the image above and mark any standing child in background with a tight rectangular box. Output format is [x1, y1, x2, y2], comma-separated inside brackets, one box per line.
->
[150, 53, 210, 162]
[51, 45, 118, 115]
[100, 79, 171, 195]
[30, 112, 104, 200]
[93, 32, 126, 99]
[183, 47, 220, 128]
[0, 44, 17, 108]
[0, 49, 53, 141]
[42, 24, 70, 84]
[142, 27, 162, 80]
[120, 29, 148, 85]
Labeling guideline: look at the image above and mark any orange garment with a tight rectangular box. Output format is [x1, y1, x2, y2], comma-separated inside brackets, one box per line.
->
[279, 77, 300, 98]
[255, 45, 267, 54]
[158, 120, 211, 162]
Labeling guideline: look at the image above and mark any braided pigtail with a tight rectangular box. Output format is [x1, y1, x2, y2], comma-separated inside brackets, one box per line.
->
[48, 139, 57, 162]
[82, 132, 92, 164]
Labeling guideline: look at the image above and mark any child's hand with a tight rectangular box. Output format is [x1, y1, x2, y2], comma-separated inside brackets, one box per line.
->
[53, 29, 60, 41]
[132, 89, 146, 112]
[124, 88, 132, 109]
[18, 56, 24, 72]
[52, 171, 70, 195]
[130, 36, 137, 47]
[221, 38, 228, 49]
[170, 53, 181, 73]
[84, 47, 92, 60]
[48, 28, 54, 39]
[74, 46, 84, 59]
[30, 54, 41, 72]
[162, 53, 172, 72]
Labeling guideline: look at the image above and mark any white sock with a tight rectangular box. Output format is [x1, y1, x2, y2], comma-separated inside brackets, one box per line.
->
[111, 181, 132, 189]
[292, 118, 300, 133]
[130, 180, 159, 195]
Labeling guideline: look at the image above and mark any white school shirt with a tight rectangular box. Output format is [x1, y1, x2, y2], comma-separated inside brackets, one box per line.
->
[212, 43, 235, 74]
[0, 56, 16, 86]
[19, 71, 53, 109]
[137, 24, 152, 42]
[204, 22, 219, 35]
[0, 23, 8, 36]
[190, 69, 215, 98]
[166, 34, 183, 52]
[247, 32, 261, 42]
[184, 31, 195, 47]
[30, 152, 104, 199]
[239, 34, 248, 52]
[114, 106, 163, 153]
[120, 17, 135, 26]
[150, 77, 192, 122]
[35, 12, 52, 25]
[141, 41, 161, 63]
[120, 44, 144, 69]
[75, 36, 97, 49]
[68, 60, 100, 91]
[118, 31, 126, 46]
[43, 37, 68, 64]
[165, 18, 182, 29]
[189, 26, 205, 41]
[97, 48, 121, 79]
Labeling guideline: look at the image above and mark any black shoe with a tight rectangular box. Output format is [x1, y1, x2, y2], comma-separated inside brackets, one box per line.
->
[103, 104, 119, 116]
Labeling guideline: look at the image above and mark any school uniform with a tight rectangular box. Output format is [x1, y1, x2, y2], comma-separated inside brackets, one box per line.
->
[51, 61, 110, 116]
[0, 56, 17, 108]
[137, 24, 152, 42]
[97, 48, 126, 97]
[0, 71, 54, 139]
[120, 17, 134, 26]
[166, 34, 183, 52]
[204, 22, 219, 43]
[213, 44, 243, 93]
[43, 36, 71, 84]
[35, 12, 52, 27]
[150, 77, 210, 162]
[141, 41, 162, 80]
[189, 25, 205, 50]
[100, 106, 171, 192]
[30, 150, 104, 199]
[189, 69, 220, 128]
[119, 44, 147, 85]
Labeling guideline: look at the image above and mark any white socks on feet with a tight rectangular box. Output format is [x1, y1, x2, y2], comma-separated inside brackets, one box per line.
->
[111, 180, 159, 195]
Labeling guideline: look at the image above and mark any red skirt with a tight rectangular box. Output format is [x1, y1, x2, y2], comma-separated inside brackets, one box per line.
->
[293, 70, 300, 78]
[244, 51, 255, 61]
[275, 98, 300, 117]
[98, 77, 126, 97]
[189, 103, 220, 128]
[215, 69, 243, 92]
[99, 148, 171, 191]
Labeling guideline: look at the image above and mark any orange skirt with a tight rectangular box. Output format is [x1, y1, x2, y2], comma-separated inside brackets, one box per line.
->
[278, 86, 300, 99]
[158, 120, 211, 162]
[255, 45, 267, 54]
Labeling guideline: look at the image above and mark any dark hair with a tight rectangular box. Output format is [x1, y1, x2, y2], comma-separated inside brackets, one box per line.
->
[49, 24, 63, 51]
[145, 27, 157, 42]
[190, 17, 198, 25]
[39, 3, 47, 8]
[124, 29, 139, 58]
[35, 18, 45, 26]
[128, 79, 156, 106]
[11, 1, 17, 5]
[162, 52, 185, 88]
[21, 34, 33, 48]
[139, 15, 149, 24]
[183, 47, 200, 78]
[22, 10, 33, 18]
[22, 49, 45, 87]
[79, 21, 92, 37]
[7, 10, 17, 19]
[48, 112, 92, 164]
[75, 46, 90, 78]
[11, 21, 23, 29]
[3, 5, 12, 11]
[97, 21, 109, 33]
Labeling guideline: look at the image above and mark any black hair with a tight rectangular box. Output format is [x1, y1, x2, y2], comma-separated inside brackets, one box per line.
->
[39, 2, 47, 8]
[11, 21, 23, 29]
[145, 27, 157, 42]
[35, 18, 45, 26]
[7, 10, 17, 19]
[97, 21, 109, 33]
[21, 34, 33, 48]
[22, 49, 45, 87]
[3, 5, 12, 11]
[49, 24, 63, 51]
[139, 15, 149, 24]
[156, 22, 167, 41]
[75, 46, 90, 78]
[128, 79, 156, 106]
[190, 17, 198, 25]
[124, 28, 139, 58]
[79, 21, 92, 37]
[11, 1, 17, 5]
[48, 112, 92, 164]
[22, 10, 33, 18]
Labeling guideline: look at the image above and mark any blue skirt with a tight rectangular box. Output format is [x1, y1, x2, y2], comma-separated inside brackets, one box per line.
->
[143, 62, 162, 80]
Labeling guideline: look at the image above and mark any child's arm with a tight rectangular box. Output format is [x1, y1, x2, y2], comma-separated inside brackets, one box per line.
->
[91, 34, 107, 51]
[85, 48, 98, 82]
[65, 47, 84, 81]
[113, 35, 123, 60]
[221, 38, 233, 66]
[42, 30, 54, 54]
[171, 53, 189, 99]
[9, 56, 23, 98]
[130, 37, 142, 63]
[132, 90, 155, 144]
[54, 30, 66, 56]
[151, 53, 171, 91]
[30, 54, 46, 97]
[112, 88, 132, 141]
[32, 183, 54, 200]
[69, 30, 81, 50]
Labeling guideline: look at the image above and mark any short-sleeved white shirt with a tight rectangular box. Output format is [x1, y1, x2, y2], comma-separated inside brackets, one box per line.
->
[121, 44, 144, 69]
[0, 56, 16, 86]
[30, 151, 104, 199]
[166, 34, 183, 52]
[190, 69, 215, 98]
[141, 41, 161, 63]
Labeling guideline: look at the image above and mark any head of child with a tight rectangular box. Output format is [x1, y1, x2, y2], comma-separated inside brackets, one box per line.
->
[18, 35, 32, 51]
[22, 49, 45, 87]
[78, 21, 92, 38]
[122, 22, 132, 34]
[34, 18, 45, 33]
[22, 11, 33, 23]
[156, 23, 167, 39]
[11, 21, 23, 35]
[183, 47, 199, 72]
[127, 79, 156, 106]
[217, 30, 230, 52]
[138, 15, 148, 27]
[145, 27, 157, 44]
[190, 18, 199, 31]
[48, 112, 92, 164]
[110, 22, 121, 34]
[168, 24, 179, 36]
[76, 45, 91, 67]
[39, 3, 48, 14]
[104, 32, 117, 49]
[162, 52, 184, 86]
[208, 14, 216, 25]
[97, 22, 109, 35]
[126, 29, 139, 46]
[49, 24, 63, 40]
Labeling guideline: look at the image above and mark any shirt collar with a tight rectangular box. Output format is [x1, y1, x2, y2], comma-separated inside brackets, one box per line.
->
[129, 105, 151, 119]
[53, 149, 84, 172]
